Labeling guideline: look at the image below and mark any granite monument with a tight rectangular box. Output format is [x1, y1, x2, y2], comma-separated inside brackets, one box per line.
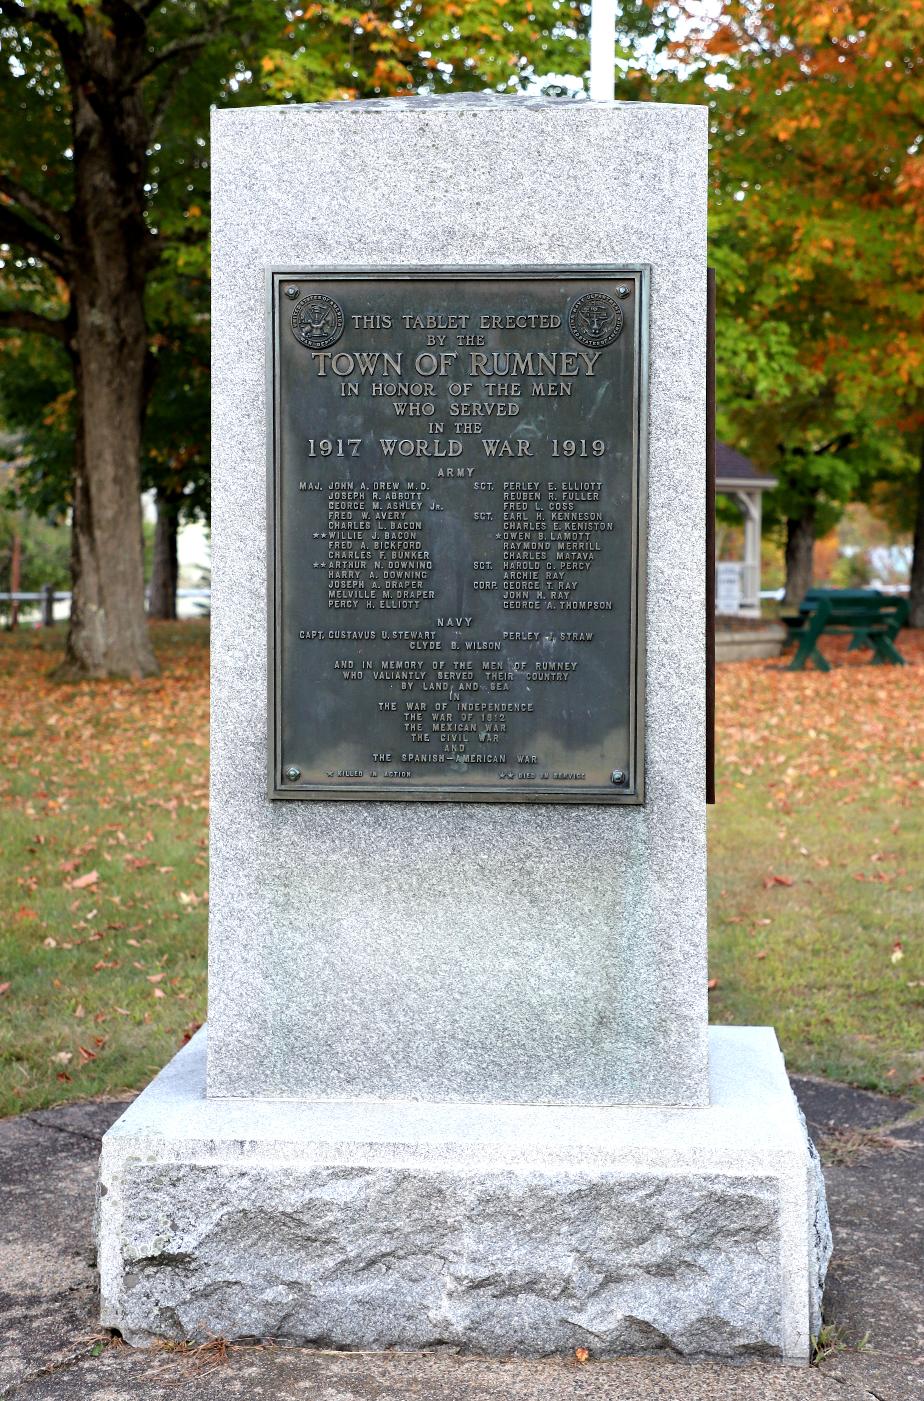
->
[97, 94, 830, 1363]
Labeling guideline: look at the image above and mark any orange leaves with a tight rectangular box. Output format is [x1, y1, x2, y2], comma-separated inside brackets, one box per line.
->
[763, 873, 795, 889]
[695, 0, 924, 432]
[702, 21, 741, 56]
[716, 631, 924, 811]
[772, 112, 822, 144]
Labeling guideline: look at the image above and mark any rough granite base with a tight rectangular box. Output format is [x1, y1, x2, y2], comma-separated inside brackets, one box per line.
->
[97, 1026, 829, 1364]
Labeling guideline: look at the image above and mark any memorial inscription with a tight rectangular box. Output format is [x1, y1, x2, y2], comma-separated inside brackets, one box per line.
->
[269, 267, 648, 802]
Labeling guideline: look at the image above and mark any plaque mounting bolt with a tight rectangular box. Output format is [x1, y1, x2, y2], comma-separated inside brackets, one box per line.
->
[611, 769, 627, 785]
[285, 766, 301, 781]
[284, 286, 300, 300]
[613, 284, 631, 299]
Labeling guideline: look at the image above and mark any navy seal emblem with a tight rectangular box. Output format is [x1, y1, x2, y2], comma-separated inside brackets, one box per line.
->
[291, 294, 344, 350]
[568, 293, 623, 349]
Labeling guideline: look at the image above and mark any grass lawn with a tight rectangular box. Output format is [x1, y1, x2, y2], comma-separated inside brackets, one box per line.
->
[710, 631, 924, 1097]
[0, 623, 209, 1115]
[1, 620, 922, 1117]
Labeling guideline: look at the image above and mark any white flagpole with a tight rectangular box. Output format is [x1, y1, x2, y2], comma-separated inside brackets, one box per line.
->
[589, 0, 617, 101]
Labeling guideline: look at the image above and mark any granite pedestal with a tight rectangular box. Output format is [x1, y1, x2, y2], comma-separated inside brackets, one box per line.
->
[98, 1026, 829, 1361]
[98, 96, 829, 1361]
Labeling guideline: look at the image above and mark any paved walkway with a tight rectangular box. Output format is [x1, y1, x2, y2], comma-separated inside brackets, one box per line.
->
[1, 1079, 921, 1400]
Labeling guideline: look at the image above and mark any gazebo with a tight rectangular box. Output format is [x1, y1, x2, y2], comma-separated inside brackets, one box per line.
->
[715, 442, 778, 618]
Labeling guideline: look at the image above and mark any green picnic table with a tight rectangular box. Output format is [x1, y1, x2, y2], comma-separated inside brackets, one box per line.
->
[783, 591, 909, 671]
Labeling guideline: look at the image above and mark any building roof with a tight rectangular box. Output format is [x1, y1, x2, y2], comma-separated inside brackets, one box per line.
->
[716, 442, 777, 490]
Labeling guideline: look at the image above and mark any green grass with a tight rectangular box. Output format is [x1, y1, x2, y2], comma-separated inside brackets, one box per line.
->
[1, 622, 922, 1115]
[0, 624, 208, 1114]
[709, 781, 923, 1093]
[708, 635, 924, 1098]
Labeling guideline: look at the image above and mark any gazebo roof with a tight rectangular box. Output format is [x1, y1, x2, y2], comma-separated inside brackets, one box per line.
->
[716, 442, 777, 490]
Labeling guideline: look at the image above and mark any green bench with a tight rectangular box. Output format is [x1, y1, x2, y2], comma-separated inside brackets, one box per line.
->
[784, 592, 909, 671]
[782, 587, 880, 645]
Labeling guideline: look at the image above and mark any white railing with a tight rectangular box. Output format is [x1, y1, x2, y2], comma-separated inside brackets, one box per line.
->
[0, 587, 212, 625]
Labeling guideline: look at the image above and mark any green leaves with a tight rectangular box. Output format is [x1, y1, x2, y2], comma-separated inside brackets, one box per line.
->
[0, 0, 603, 532]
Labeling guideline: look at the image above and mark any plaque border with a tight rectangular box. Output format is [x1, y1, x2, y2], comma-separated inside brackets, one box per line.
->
[266, 265, 649, 805]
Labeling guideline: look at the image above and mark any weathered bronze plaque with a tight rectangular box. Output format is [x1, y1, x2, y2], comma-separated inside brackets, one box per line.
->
[268, 267, 647, 802]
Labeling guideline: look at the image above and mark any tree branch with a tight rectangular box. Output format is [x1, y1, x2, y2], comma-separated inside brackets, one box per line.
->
[141, 3, 246, 126]
[0, 203, 71, 276]
[0, 173, 70, 244]
[136, 29, 213, 81]
[0, 306, 70, 341]
[147, 43, 205, 138]
[809, 432, 854, 457]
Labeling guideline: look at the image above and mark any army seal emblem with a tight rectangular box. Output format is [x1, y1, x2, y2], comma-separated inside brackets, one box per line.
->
[291, 294, 344, 350]
[568, 293, 623, 349]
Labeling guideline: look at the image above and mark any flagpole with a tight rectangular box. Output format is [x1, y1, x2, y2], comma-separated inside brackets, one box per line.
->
[589, 0, 617, 100]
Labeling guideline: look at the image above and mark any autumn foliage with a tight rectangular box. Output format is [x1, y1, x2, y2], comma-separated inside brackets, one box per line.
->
[673, 0, 924, 602]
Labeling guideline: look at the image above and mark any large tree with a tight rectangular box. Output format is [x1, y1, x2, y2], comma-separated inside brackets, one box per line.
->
[0, 0, 590, 676]
[674, 0, 924, 603]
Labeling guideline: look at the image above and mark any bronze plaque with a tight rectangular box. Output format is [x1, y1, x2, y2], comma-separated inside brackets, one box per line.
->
[268, 267, 647, 803]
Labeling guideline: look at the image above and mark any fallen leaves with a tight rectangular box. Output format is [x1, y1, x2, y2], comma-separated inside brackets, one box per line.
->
[69, 869, 99, 890]
[819, 1125, 920, 1166]
[717, 632, 924, 809]
[763, 873, 795, 889]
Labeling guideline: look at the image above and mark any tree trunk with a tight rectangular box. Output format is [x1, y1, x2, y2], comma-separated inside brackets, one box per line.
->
[63, 301, 155, 676]
[59, 29, 157, 678]
[909, 433, 924, 628]
[8, 531, 21, 630]
[784, 504, 816, 605]
[148, 494, 179, 621]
